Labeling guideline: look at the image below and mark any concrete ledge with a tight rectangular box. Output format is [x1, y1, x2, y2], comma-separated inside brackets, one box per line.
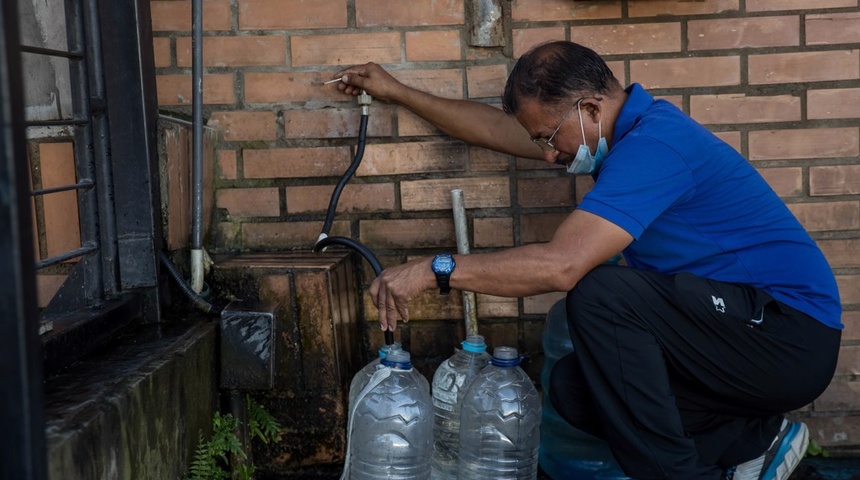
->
[45, 321, 217, 480]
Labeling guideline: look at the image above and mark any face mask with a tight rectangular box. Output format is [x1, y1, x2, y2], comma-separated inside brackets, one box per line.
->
[566, 102, 608, 176]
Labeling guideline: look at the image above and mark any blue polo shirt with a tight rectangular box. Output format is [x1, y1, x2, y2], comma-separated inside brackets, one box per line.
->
[578, 83, 842, 329]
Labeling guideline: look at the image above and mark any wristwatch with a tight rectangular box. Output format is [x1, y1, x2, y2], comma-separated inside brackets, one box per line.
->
[431, 253, 456, 295]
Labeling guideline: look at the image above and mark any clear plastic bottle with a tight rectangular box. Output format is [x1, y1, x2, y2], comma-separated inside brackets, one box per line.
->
[348, 342, 402, 415]
[346, 349, 434, 480]
[429, 335, 491, 480]
[458, 346, 541, 480]
[539, 299, 630, 480]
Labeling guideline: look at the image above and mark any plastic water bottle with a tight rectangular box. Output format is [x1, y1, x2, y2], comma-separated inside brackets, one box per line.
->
[348, 342, 402, 414]
[458, 346, 541, 480]
[539, 299, 630, 480]
[429, 335, 491, 480]
[345, 349, 433, 480]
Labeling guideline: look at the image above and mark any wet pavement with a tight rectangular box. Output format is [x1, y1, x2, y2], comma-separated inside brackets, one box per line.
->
[264, 457, 860, 479]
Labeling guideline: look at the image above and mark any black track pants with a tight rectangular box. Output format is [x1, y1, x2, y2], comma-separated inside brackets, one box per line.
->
[548, 265, 840, 480]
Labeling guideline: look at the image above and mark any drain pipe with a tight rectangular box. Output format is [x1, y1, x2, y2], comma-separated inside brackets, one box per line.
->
[451, 189, 479, 336]
[190, 0, 205, 293]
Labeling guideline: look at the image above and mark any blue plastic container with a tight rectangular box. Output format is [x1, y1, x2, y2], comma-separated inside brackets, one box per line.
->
[539, 299, 630, 480]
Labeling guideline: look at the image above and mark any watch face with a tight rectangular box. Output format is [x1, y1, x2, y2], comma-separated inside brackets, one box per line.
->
[433, 254, 455, 274]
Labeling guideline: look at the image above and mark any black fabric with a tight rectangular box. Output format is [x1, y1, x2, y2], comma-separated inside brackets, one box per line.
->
[549, 265, 840, 480]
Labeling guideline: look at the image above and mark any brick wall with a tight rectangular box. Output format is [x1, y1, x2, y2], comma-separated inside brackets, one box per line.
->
[152, 0, 860, 452]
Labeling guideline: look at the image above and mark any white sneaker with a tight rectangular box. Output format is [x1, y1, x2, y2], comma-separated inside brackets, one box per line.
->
[725, 419, 809, 480]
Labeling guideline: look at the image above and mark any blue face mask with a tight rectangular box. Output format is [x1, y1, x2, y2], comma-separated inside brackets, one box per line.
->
[566, 102, 608, 176]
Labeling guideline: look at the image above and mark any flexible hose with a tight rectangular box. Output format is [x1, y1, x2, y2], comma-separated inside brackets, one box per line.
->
[313, 236, 393, 345]
[159, 250, 216, 315]
[320, 114, 368, 237]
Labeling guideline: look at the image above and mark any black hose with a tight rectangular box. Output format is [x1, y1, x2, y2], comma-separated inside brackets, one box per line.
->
[159, 250, 216, 315]
[320, 114, 368, 237]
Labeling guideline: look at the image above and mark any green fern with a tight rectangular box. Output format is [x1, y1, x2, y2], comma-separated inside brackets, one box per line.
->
[247, 395, 282, 444]
[185, 401, 281, 480]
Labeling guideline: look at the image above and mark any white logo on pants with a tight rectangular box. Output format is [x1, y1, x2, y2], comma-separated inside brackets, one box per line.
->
[711, 295, 726, 313]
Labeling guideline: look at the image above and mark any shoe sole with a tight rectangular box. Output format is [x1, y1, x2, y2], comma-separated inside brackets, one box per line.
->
[761, 421, 809, 480]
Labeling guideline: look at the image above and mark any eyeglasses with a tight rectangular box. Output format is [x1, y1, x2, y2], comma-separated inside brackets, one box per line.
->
[532, 98, 584, 153]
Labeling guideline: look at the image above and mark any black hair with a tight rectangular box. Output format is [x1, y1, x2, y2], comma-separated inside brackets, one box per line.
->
[502, 41, 622, 115]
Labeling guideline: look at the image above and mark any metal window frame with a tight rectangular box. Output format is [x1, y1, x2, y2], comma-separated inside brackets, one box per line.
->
[2, 0, 164, 472]
[1, 0, 48, 478]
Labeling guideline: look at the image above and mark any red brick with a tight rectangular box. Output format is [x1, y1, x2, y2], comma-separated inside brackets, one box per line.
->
[571, 23, 681, 55]
[842, 311, 860, 341]
[36, 274, 66, 308]
[748, 50, 860, 85]
[712, 131, 741, 153]
[838, 274, 860, 305]
[392, 69, 464, 100]
[177, 36, 286, 67]
[151, 0, 231, 31]
[746, 0, 855, 11]
[688, 16, 799, 50]
[807, 13, 860, 46]
[815, 379, 860, 412]
[238, 0, 348, 30]
[467, 64, 507, 99]
[808, 88, 860, 120]
[513, 27, 567, 59]
[364, 287, 463, 323]
[474, 217, 514, 248]
[802, 413, 860, 448]
[476, 293, 518, 318]
[816, 239, 860, 269]
[241, 220, 350, 249]
[606, 61, 626, 86]
[153, 37, 172, 68]
[512, 0, 621, 22]
[631, 56, 740, 88]
[835, 344, 860, 377]
[39, 142, 81, 259]
[400, 177, 511, 211]
[284, 107, 393, 139]
[290, 32, 400, 67]
[285, 183, 395, 214]
[357, 142, 467, 176]
[156, 74, 235, 106]
[406, 30, 462, 62]
[690, 94, 800, 124]
[397, 108, 445, 137]
[518, 177, 574, 208]
[749, 128, 859, 160]
[216, 187, 280, 217]
[470, 145, 512, 173]
[524, 292, 565, 315]
[521, 212, 568, 244]
[756, 167, 803, 198]
[245, 72, 354, 104]
[218, 150, 237, 180]
[576, 176, 595, 204]
[787, 201, 859, 232]
[810, 165, 860, 196]
[356, 0, 463, 27]
[628, 0, 738, 17]
[359, 218, 455, 249]
[243, 147, 353, 178]
[208, 111, 277, 141]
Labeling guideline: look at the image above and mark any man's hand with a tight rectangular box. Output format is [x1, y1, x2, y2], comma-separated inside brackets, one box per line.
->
[330, 62, 405, 104]
[369, 256, 436, 332]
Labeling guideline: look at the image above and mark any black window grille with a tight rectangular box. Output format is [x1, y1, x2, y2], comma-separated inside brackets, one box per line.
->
[2, 0, 164, 475]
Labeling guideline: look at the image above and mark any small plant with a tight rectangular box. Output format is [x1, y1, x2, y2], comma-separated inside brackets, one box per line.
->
[806, 439, 830, 458]
[185, 396, 282, 480]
